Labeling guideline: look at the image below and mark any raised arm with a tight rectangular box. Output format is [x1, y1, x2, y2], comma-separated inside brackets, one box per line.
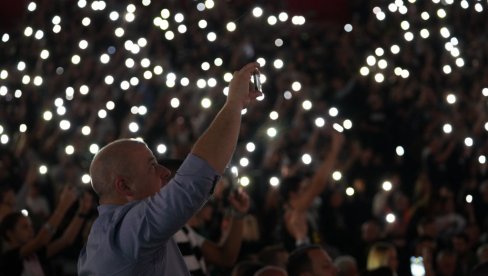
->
[293, 130, 344, 211]
[191, 62, 261, 173]
[19, 186, 77, 257]
[47, 191, 93, 257]
[201, 189, 250, 267]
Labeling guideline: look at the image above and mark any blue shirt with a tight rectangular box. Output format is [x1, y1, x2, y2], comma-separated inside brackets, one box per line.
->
[78, 154, 219, 276]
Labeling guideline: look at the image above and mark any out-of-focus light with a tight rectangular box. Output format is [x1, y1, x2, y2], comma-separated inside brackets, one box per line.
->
[239, 157, 249, 167]
[382, 181, 393, 191]
[56, 106, 66, 116]
[443, 123, 452, 134]
[466, 194, 473, 203]
[115, 27, 124, 37]
[378, 59, 387, 69]
[80, 85, 89, 95]
[329, 107, 339, 117]
[21, 209, 29, 217]
[456, 58, 465, 67]
[400, 21, 410, 30]
[267, 127, 277, 138]
[301, 153, 312, 165]
[346, 187, 355, 196]
[39, 165, 48, 175]
[104, 75, 114, 85]
[332, 171, 342, 181]
[72, 54, 81, 65]
[180, 77, 189, 86]
[421, 11, 430, 20]
[198, 19, 207, 29]
[275, 38, 283, 47]
[482, 88, 488, 97]
[269, 111, 279, 120]
[170, 98, 180, 108]
[437, 8, 447, 18]
[446, 94, 456, 104]
[197, 78, 207, 89]
[239, 176, 250, 187]
[205, 0, 215, 9]
[98, 109, 107, 119]
[279, 12, 288, 22]
[273, 59, 284, 69]
[165, 31, 175, 40]
[269, 176, 280, 187]
[479, 155, 486, 164]
[252, 7, 263, 17]
[344, 24, 353, 32]
[386, 213, 396, 223]
[59, 120, 71, 130]
[343, 119, 353, 129]
[17, 61, 26, 71]
[43, 111, 53, 121]
[460, 0, 469, 9]
[40, 49, 50, 59]
[28, 2, 37, 12]
[177, 24, 187, 33]
[110, 11, 119, 21]
[333, 123, 344, 133]
[0, 70, 7, 80]
[360, 67, 369, 76]
[157, 144, 167, 154]
[302, 100, 312, 110]
[82, 126, 91, 136]
[375, 47, 384, 56]
[404, 31, 414, 41]
[366, 55, 376, 66]
[391, 44, 400, 54]
[161, 9, 170, 19]
[82, 17, 91, 26]
[267, 16, 277, 25]
[283, 91, 292, 100]
[207, 32, 217, 42]
[420, 29, 430, 39]
[396, 146, 405, 157]
[464, 137, 473, 147]
[65, 145, 75, 155]
[129, 122, 139, 133]
[82, 174, 91, 184]
[201, 98, 212, 109]
[19, 124, 27, 133]
[90, 143, 100, 154]
[315, 117, 325, 128]
[33, 76, 43, 86]
[291, 81, 301, 91]
[440, 27, 450, 38]
[246, 142, 256, 152]
[174, 13, 184, 23]
[443, 65, 452, 74]
[375, 73, 385, 83]
[376, 11, 386, 21]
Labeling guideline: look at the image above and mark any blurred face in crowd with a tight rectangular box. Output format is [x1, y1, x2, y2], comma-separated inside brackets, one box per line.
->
[1, 188, 16, 207]
[306, 248, 337, 276]
[6, 216, 34, 246]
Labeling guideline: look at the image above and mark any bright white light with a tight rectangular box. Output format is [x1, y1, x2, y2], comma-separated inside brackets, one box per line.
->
[332, 171, 342, 181]
[273, 59, 284, 69]
[465, 194, 473, 203]
[252, 7, 263, 17]
[125, 58, 135, 68]
[443, 65, 452, 74]
[420, 29, 430, 38]
[82, 17, 91, 26]
[346, 187, 355, 196]
[98, 109, 107, 119]
[421, 11, 430, 20]
[201, 98, 212, 109]
[239, 157, 249, 167]
[464, 137, 473, 147]
[301, 153, 312, 165]
[443, 123, 452, 134]
[115, 27, 124, 37]
[197, 79, 207, 89]
[386, 213, 396, 223]
[198, 19, 207, 29]
[479, 155, 486, 164]
[165, 31, 175, 40]
[109, 11, 119, 21]
[400, 21, 410, 30]
[17, 61, 26, 71]
[207, 32, 217, 42]
[205, 0, 215, 9]
[82, 174, 91, 184]
[180, 77, 189, 86]
[378, 59, 387, 69]
[343, 119, 353, 129]
[22, 75, 31, 85]
[56, 106, 66, 116]
[376, 11, 386, 21]
[177, 24, 187, 33]
[21, 209, 29, 217]
[269, 111, 279, 120]
[40, 49, 50, 59]
[483, 88, 488, 97]
[161, 9, 170, 19]
[82, 126, 91, 136]
[33, 76, 43, 86]
[446, 94, 456, 104]
[267, 127, 277, 138]
[125, 12, 135, 22]
[460, 0, 469, 9]
[315, 117, 325, 128]
[59, 120, 71, 130]
[401, 70, 410, 78]
[333, 123, 344, 133]
[344, 24, 353, 32]
[174, 13, 184, 23]
[43, 111, 53, 121]
[0, 134, 8, 144]
[367, 55, 376, 66]
[456, 58, 464, 67]
[65, 145, 75, 155]
[275, 38, 283, 47]
[170, 98, 180, 108]
[283, 91, 292, 100]
[28, 2, 37, 11]
[396, 146, 405, 156]
[239, 176, 250, 187]
[246, 142, 256, 152]
[201, 62, 210, 71]
[267, 16, 277, 25]
[475, 3, 483, 12]
[302, 100, 312, 110]
[72, 54, 81, 65]
[382, 181, 393, 191]
[269, 177, 280, 187]
[440, 27, 450, 38]
[129, 122, 139, 132]
[223, 72, 233, 82]
[391, 45, 400, 54]
[291, 81, 301, 91]
[19, 124, 27, 133]
[279, 12, 288, 22]
[360, 66, 369, 76]
[157, 144, 167, 154]
[404, 31, 414, 41]
[39, 165, 48, 175]
[437, 8, 446, 18]
[80, 85, 89, 95]
[0, 70, 7, 80]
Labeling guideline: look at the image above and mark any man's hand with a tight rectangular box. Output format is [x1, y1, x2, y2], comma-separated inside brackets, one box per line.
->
[228, 188, 250, 214]
[227, 62, 262, 109]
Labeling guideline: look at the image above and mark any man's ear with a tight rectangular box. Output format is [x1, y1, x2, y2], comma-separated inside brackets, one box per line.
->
[114, 176, 134, 197]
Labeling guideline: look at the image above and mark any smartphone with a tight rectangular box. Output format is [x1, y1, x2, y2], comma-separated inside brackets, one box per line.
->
[410, 256, 425, 276]
[252, 71, 262, 92]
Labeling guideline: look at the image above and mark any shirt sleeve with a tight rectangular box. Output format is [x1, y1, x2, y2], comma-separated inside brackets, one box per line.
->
[117, 153, 220, 257]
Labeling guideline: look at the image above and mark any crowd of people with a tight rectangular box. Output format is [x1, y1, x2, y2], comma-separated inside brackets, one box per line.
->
[1, 0, 488, 275]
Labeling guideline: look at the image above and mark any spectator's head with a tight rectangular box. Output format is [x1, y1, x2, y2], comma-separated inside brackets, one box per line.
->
[232, 261, 265, 276]
[89, 139, 171, 203]
[254, 266, 288, 276]
[0, 212, 33, 246]
[476, 244, 488, 264]
[414, 236, 437, 257]
[366, 242, 398, 272]
[287, 244, 337, 276]
[334, 255, 359, 276]
[0, 185, 15, 207]
[361, 220, 381, 243]
[258, 245, 289, 268]
[435, 249, 457, 276]
[452, 233, 470, 254]
[417, 216, 438, 238]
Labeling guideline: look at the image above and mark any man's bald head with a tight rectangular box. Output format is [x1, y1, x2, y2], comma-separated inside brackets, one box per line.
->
[90, 139, 146, 199]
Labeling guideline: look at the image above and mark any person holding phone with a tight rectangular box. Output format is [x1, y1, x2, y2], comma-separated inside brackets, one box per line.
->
[77, 62, 261, 275]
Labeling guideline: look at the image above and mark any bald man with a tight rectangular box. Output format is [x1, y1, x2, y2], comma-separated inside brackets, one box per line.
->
[78, 62, 261, 275]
